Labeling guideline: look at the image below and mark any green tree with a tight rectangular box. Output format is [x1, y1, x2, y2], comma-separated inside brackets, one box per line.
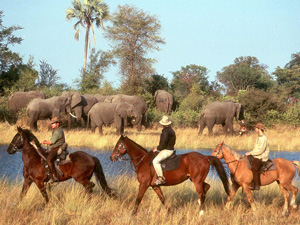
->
[273, 65, 300, 99]
[37, 60, 60, 87]
[285, 52, 300, 69]
[77, 48, 115, 92]
[144, 74, 170, 96]
[11, 56, 38, 91]
[105, 5, 165, 95]
[171, 64, 209, 103]
[0, 11, 23, 95]
[66, 0, 109, 76]
[217, 56, 274, 95]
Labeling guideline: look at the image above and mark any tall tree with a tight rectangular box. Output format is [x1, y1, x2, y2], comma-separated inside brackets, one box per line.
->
[285, 52, 300, 69]
[105, 5, 165, 95]
[66, 0, 109, 76]
[171, 64, 210, 103]
[37, 60, 60, 87]
[216, 56, 274, 95]
[0, 11, 23, 95]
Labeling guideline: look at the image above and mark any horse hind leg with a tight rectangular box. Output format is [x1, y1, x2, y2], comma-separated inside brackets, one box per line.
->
[83, 181, 96, 194]
[193, 181, 206, 216]
[284, 183, 298, 210]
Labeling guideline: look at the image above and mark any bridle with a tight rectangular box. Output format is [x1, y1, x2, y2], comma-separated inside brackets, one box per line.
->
[9, 134, 23, 152]
[114, 140, 149, 168]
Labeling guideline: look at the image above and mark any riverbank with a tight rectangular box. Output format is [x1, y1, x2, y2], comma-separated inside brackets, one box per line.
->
[1, 122, 300, 151]
[0, 177, 299, 225]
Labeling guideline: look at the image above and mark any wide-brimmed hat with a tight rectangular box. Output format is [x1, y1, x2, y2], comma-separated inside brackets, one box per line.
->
[50, 117, 61, 124]
[159, 115, 172, 126]
[255, 123, 266, 131]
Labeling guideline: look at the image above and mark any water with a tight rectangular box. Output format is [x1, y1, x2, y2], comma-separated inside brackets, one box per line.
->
[0, 145, 299, 182]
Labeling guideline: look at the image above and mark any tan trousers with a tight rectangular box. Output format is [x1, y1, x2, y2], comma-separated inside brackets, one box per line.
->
[153, 149, 174, 178]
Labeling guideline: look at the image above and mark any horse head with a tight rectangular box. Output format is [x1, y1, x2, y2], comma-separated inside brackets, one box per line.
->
[110, 135, 127, 162]
[212, 141, 224, 159]
[7, 126, 25, 154]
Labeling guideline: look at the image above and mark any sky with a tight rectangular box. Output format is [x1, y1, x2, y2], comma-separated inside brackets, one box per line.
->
[2, 0, 300, 88]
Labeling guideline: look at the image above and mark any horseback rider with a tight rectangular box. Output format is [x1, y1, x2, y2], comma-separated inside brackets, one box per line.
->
[245, 123, 270, 190]
[42, 117, 65, 183]
[152, 115, 176, 185]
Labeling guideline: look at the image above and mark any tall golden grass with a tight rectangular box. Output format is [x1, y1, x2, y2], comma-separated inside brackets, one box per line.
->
[1, 121, 300, 151]
[0, 177, 299, 225]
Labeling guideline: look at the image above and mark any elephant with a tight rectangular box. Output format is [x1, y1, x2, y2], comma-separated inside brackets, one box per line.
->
[198, 101, 244, 136]
[61, 91, 98, 129]
[26, 96, 71, 131]
[88, 102, 140, 135]
[154, 90, 173, 114]
[108, 94, 148, 131]
[8, 91, 45, 112]
[94, 94, 116, 103]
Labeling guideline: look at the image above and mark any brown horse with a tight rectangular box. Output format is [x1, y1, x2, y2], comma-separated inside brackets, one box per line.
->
[212, 142, 300, 216]
[7, 126, 115, 203]
[110, 135, 230, 215]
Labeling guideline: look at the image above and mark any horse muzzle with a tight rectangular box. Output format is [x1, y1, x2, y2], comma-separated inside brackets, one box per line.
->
[110, 153, 120, 162]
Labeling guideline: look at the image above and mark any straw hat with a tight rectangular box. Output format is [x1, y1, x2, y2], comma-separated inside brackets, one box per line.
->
[159, 115, 172, 126]
[50, 117, 61, 124]
[255, 123, 266, 131]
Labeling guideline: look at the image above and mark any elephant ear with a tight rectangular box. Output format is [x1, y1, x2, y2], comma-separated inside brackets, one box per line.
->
[116, 103, 127, 119]
[71, 92, 82, 108]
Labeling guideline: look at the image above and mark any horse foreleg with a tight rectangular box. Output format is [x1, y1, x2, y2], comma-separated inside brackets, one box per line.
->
[35, 180, 49, 203]
[225, 182, 240, 209]
[152, 186, 166, 206]
[20, 178, 33, 201]
[133, 183, 149, 215]
[278, 183, 291, 216]
[243, 185, 256, 211]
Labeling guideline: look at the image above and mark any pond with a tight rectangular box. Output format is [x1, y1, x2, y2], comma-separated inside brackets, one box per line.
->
[0, 145, 300, 182]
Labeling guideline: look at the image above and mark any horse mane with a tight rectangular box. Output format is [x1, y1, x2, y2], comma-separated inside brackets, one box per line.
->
[223, 143, 242, 160]
[123, 136, 151, 153]
[22, 129, 42, 149]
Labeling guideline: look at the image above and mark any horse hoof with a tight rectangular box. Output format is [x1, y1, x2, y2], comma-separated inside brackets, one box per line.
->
[282, 210, 289, 217]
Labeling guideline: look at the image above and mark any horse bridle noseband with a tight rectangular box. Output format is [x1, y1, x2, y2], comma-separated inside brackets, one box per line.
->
[115, 140, 148, 168]
[9, 135, 23, 152]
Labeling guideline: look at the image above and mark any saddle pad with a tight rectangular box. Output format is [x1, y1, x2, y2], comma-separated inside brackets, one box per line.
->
[245, 158, 277, 171]
[161, 155, 182, 172]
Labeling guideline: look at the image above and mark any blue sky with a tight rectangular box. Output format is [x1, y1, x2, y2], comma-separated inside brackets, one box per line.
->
[2, 0, 300, 88]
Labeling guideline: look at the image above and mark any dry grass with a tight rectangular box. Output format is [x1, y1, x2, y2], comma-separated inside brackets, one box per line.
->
[0, 177, 299, 225]
[2, 121, 300, 151]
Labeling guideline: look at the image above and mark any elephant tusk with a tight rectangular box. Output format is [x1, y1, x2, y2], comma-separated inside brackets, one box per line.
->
[69, 112, 77, 118]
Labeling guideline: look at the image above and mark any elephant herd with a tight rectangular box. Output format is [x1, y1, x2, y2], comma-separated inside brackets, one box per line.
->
[7, 91, 245, 135]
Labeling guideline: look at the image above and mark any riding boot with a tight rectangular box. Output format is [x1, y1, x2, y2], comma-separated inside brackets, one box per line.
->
[46, 149, 58, 183]
[250, 158, 263, 190]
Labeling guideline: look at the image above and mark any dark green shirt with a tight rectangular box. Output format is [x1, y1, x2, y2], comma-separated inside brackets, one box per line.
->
[50, 127, 65, 149]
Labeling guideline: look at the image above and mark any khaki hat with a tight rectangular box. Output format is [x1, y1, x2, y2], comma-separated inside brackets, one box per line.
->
[159, 115, 172, 126]
[255, 123, 266, 131]
[50, 117, 61, 124]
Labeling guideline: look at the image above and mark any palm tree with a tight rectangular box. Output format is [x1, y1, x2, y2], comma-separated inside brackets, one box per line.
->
[66, 0, 109, 77]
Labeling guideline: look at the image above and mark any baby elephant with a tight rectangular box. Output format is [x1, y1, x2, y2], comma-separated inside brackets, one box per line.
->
[88, 102, 140, 135]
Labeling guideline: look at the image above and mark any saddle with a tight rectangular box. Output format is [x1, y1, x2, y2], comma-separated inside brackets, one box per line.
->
[242, 157, 277, 172]
[30, 141, 71, 178]
[151, 151, 182, 172]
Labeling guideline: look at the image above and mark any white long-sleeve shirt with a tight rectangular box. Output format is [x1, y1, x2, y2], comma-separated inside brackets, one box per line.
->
[249, 134, 270, 161]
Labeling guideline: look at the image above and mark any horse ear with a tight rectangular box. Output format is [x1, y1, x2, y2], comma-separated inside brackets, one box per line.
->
[17, 126, 22, 133]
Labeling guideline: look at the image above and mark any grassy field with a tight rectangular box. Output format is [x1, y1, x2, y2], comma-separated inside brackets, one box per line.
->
[0, 176, 299, 225]
[1, 121, 300, 151]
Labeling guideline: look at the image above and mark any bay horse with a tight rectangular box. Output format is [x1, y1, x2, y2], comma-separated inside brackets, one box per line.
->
[110, 135, 230, 215]
[212, 142, 300, 216]
[7, 126, 115, 203]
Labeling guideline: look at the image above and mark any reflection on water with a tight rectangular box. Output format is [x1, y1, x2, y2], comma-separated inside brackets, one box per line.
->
[0, 145, 299, 182]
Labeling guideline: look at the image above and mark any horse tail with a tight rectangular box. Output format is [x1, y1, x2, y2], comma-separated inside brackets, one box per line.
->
[207, 156, 230, 195]
[293, 161, 300, 177]
[93, 156, 116, 198]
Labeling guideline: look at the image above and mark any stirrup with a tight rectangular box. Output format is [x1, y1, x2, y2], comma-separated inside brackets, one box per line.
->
[155, 176, 166, 185]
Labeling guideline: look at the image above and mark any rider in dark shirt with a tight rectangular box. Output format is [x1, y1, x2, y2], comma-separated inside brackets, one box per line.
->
[153, 115, 176, 185]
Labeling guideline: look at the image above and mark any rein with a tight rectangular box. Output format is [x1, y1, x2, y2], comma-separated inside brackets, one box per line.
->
[115, 140, 150, 168]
